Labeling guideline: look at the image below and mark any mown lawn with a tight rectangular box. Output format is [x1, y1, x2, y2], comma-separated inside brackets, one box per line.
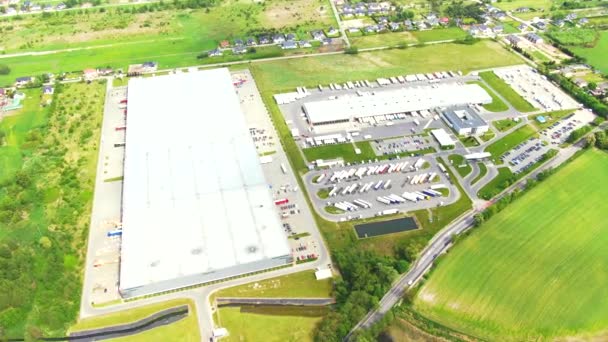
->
[411, 27, 468, 43]
[570, 30, 608, 74]
[415, 149, 608, 340]
[212, 270, 333, 300]
[529, 109, 575, 130]
[470, 162, 487, 185]
[218, 306, 327, 342]
[485, 124, 536, 163]
[479, 71, 536, 112]
[447, 154, 471, 178]
[467, 81, 509, 112]
[349, 32, 417, 49]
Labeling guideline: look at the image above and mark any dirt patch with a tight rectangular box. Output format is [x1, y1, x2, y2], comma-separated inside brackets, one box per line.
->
[263, 0, 331, 29]
[418, 290, 436, 304]
[342, 19, 367, 29]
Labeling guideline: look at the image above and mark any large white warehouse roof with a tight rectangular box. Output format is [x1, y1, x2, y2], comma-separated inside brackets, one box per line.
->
[120, 69, 291, 298]
[302, 83, 492, 125]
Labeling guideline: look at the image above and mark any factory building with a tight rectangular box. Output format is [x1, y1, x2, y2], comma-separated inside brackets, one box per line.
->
[442, 107, 489, 136]
[119, 69, 292, 298]
[301, 83, 492, 126]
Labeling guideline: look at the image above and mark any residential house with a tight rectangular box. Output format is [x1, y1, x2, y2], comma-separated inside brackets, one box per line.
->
[311, 30, 326, 41]
[377, 23, 388, 32]
[377, 16, 388, 24]
[327, 26, 339, 36]
[493, 11, 507, 20]
[258, 35, 270, 44]
[578, 18, 589, 26]
[417, 21, 429, 30]
[208, 49, 223, 57]
[281, 41, 297, 49]
[368, 3, 380, 12]
[43, 4, 52, 11]
[525, 32, 543, 44]
[515, 7, 529, 13]
[233, 46, 247, 54]
[98, 68, 113, 76]
[355, 7, 366, 17]
[55, 2, 65, 9]
[518, 23, 527, 31]
[341, 4, 353, 17]
[427, 17, 439, 26]
[439, 17, 450, 25]
[43, 85, 54, 95]
[533, 21, 547, 30]
[348, 27, 361, 33]
[389, 22, 400, 31]
[234, 38, 244, 47]
[30, 3, 41, 11]
[404, 19, 414, 30]
[299, 40, 312, 48]
[83, 68, 98, 81]
[553, 19, 565, 27]
[219, 40, 230, 48]
[273, 34, 285, 44]
[590, 82, 608, 97]
[141, 61, 157, 72]
[425, 12, 437, 20]
[565, 13, 577, 21]
[505, 34, 521, 47]
[15, 76, 34, 87]
[246, 37, 257, 46]
[493, 25, 503, 34]
[364, 25, 377, 34]
[286, 33, 297, 41]
[573, 78, 588, 88]
[322, 38, 333, 45]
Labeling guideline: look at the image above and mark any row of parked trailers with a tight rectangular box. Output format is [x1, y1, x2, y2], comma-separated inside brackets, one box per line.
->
[376, 187, 444, 205]
[317, 70, 463, 92]
[333, 199, 374, 212]
[324, 159, 426, 184]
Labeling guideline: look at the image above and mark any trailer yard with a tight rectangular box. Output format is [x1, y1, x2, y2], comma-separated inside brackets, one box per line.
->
[304, 156, 459, 221]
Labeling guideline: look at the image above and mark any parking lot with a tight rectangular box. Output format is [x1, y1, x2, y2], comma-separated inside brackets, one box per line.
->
[303, 156, 460, 221]
[233, 70, 324, 264]
[501, 137, 551, 174]
[372, 134, 434, 156]
[541, 109, 596, 145]
[493, 65, 579, 112]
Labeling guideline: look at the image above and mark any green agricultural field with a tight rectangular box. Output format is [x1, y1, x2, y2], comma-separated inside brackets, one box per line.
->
[212, 270, 333, 300]
[447, 154, 471, 178]
[218, 306, 327, 342]
[415, 149, 608, 340]
[479, 71, 536, 112]
[467, 81, 509, 112]
[547, 28, 599, 46]
[495, 0, 553, 20]
[570, 30, 608, 73]
[485, 124, 536, 163]
[302, 141, 376, 163]
[0, 82, 105, 337]
[250, 41, 523, 93]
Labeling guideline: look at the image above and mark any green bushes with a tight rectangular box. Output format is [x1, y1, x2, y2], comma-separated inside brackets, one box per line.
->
[0, 64, 10, 75]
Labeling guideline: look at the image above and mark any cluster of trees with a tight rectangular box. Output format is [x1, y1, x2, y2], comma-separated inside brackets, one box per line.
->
[566, 125, 593, 143]
[445, 2, 484, 22]
[0, 65, 9, 75]
[314, 249, 406, 341]
[544, 72, 608, 117]
[589, 128, 608, 150]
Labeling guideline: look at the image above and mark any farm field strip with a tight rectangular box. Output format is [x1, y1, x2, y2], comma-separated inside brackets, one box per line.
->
[414, 149, 608, 340]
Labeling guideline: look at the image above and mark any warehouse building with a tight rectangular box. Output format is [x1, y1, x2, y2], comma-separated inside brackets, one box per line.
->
[442, 107, 489, 136]
[119, 69, 292, 298]
[301, 83, 492, 126]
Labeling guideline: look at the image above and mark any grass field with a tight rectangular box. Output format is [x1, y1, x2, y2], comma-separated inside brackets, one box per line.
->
[485, 124, 536, 163]
[479, 71, 536, 112]
[415, 149, 608, 340]
[467, 81, 509, 112]
[492, 118, 518, 132]
[570, 30, 608, 73]
[447, 155, 471, 178]
[411, 27, 468, 43]
[479, 130, 495, 142]
[212, 270, 333, 300]
[457, 136, 479, 147]
[349, 32, 417, 49]
[217, 305, 327, 342]
[495, 0, 553, 20]
[477, 166, 513, 199]
[529, 109, 575, 130]
[0, 0, 337, 85]
[71, 299, 199, 342]
[302, 141, 376, 163]
[250, 41, 523, 93]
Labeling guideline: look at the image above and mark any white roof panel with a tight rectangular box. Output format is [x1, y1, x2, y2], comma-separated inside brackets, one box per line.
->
[120, 69, 290, 292]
